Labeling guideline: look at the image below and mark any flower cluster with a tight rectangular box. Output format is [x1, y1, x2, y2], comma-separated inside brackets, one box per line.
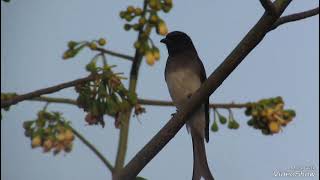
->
[23, 110, 74, 154]
[119, 0, 173, 65]
[75, 64, 137, 127]
[245, 97, 295, 135]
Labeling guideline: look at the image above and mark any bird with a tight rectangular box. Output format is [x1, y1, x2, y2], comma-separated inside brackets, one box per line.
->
[161, 31, 214, 180]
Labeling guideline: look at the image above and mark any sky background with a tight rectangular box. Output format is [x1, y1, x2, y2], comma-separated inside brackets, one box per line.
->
[1, 1, 319, 180]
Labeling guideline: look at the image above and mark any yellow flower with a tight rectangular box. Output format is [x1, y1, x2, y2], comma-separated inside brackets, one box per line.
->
[153, 50, 160, 60]
[56, 133, 66, 142]
[145, 51, 155, 65]
[157, 21, 168, 36]
[43, 139, 53, 152]
[65, 129, 74, 141]
[31, 136, 42, 148]
[268, 121, 281, 134]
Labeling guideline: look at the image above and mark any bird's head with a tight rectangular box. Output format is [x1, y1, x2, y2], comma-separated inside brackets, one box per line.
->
[160, 31, 196, 56]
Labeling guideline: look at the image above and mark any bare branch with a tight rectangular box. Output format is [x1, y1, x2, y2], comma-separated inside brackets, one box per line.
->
[269, 7, 319, 31]
[138, 98, 249, 109]
[114, 0, 293, 179]
[28, 96, 78, 105]
[260, 0, 278, 16]
[72, 127, 114, 172]
[94, 47, 134, 61]
[26, 96, 250, 109]
[1, 75, 96, 108]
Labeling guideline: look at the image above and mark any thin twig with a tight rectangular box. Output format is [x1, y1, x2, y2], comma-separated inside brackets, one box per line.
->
[94, 47, 134, 61]
[259, 0, 278, 16]
[72, 127, 114, 172]
[269, 7, 319, 31]
[1, 75, 96, 108]
[138, 98, 249, 109]
[28, 96, 78, 105]
[26, 96, 250, 109]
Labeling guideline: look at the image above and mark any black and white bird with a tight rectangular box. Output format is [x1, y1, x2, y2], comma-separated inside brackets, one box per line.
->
[161, 31, 214, 180]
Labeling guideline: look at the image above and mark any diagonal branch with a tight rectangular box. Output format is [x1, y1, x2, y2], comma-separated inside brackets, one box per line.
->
[94, 47, 134, 61]
[269, 7, 319, 31]
[114, 0, 292, 179]
[259, 0, 278, 16]
[72, 127, 114, 172]
[1, 75, 96, 108]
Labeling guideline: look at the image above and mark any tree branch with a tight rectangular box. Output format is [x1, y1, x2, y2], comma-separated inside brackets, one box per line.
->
[138, 98, 249, 109]
[269, 7, 319, 31]
[94, 47, 134, 61]
[1, 75, 96, 108]
[259, 0, 278, 16]
[25, 96, 250, 109]
[115, 0, 292, 179]
[72, 127, 114, 172]
[114, 0, 149, 173]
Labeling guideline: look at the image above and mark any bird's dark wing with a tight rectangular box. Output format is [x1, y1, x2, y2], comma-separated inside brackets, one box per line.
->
[196, 57, 210, 143]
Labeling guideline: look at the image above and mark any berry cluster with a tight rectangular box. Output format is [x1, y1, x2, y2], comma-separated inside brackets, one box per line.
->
[23, 110, 74, 154]
[75, 64, 137, 127]
[119, 0, 173, 65]
[246, 97, 295, 135]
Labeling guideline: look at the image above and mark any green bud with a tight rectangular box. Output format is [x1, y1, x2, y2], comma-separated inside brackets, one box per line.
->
[247, 119, 254, 126]
[135, 8, 143, 15]
[261, 129, 270, 135]
[218, 114, 227, 124]
[119, 11, 126, 18]
[211, 121, 219, 132]
[228, 120, 234, 129]
[233, 121, 240, 129]
[162, 5, 172, 13]
[127, 6, 135, 14]
[86, 62, 97, 72]
[134, 41, 141, 49]
[68, 41, 78, 49]
[132, 24, 140, 31]
[244, 107, 252, 116]
[124, 24, 131, 31]
[285, 110, 296, 117]
[36, 118, 45, 128]
[124, 14, 133, 22]
[23, 121, 33, 130]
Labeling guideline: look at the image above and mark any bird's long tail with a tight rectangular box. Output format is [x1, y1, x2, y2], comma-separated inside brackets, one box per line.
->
[191, 130, 214, 180]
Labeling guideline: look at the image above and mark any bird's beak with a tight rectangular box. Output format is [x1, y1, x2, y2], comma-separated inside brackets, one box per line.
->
[160, 38, 167, 44]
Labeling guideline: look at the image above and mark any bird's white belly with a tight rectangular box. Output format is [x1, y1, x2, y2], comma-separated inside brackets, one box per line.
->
[166, 69, 201, 108]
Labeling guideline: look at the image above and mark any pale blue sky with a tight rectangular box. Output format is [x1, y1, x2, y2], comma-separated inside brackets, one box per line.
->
[1, 1, 319, 180]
